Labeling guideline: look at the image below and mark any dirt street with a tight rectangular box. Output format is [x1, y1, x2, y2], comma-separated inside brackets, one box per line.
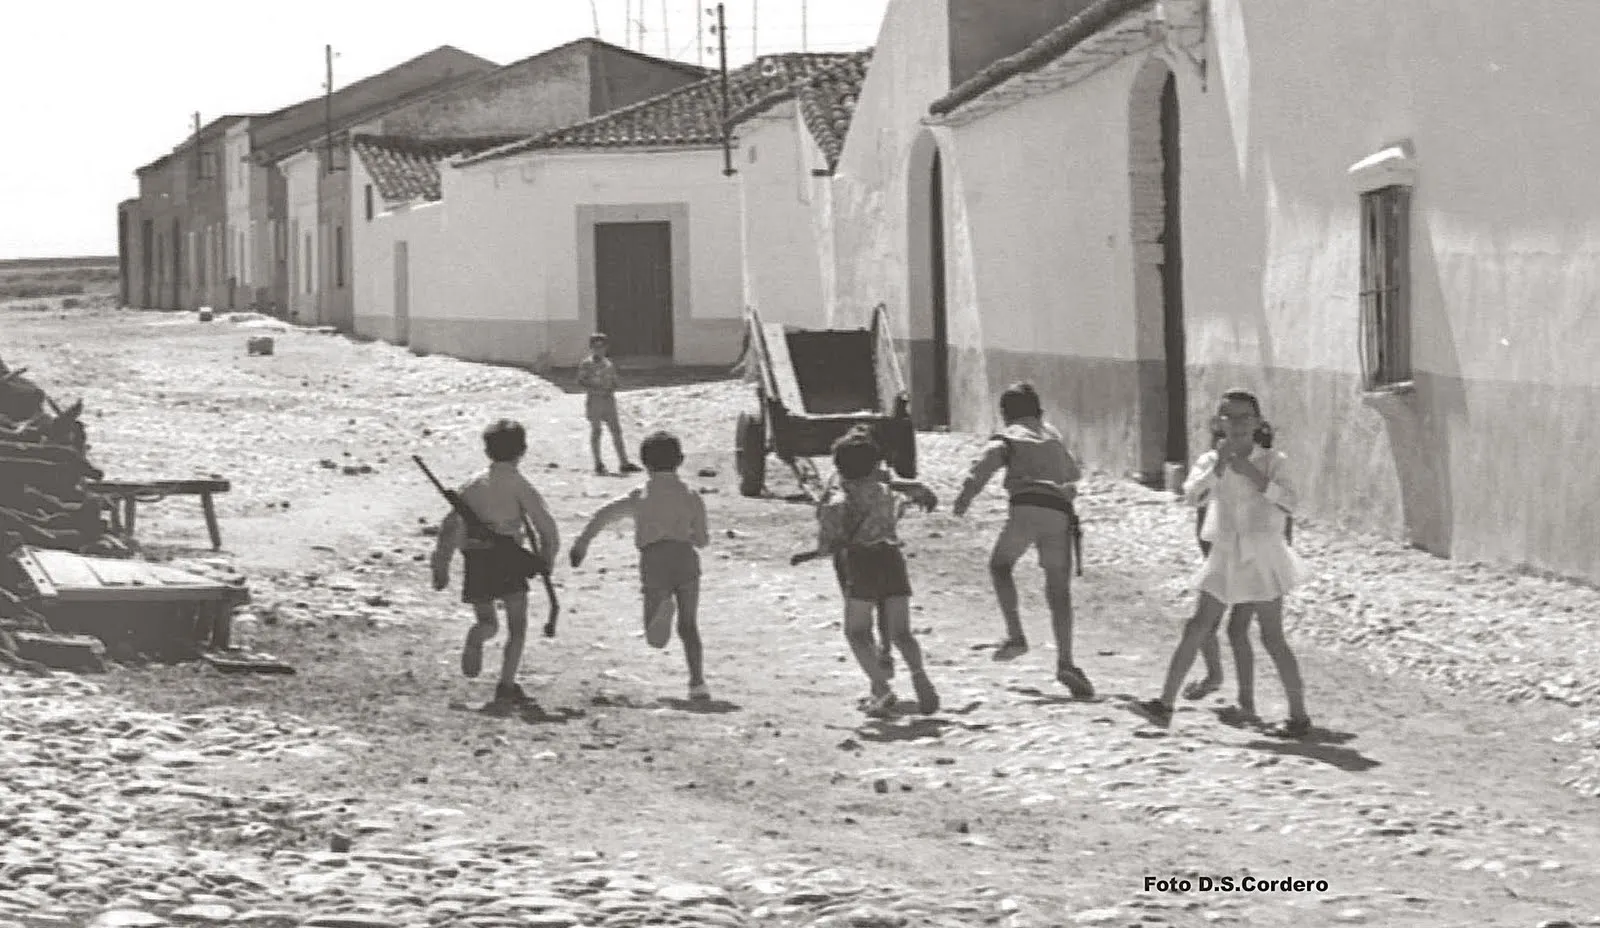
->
[3, 303, 1600, 928]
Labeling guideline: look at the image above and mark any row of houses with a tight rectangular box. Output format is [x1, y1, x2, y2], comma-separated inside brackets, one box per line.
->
[119, 0, 1600, 585]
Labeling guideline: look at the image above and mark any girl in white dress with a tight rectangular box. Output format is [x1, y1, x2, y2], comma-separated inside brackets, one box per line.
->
[1138, 390, 1311, 737]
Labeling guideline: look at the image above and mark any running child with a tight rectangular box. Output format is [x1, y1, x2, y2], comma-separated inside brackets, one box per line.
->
[952, 383, 1093, 699]
[577, 333, 641, 476]
[1138, 389, 1311, 737]
[430, 419, 561, 706]
[569, 430, 712, 701]
[804, 428, 939, 718]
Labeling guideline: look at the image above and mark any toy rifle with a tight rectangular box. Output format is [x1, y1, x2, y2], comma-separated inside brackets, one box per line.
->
[411, 456, 560, 637]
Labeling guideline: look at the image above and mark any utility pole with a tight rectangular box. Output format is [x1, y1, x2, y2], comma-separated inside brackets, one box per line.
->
[192, 111, 202, 179]
[801, 0, 808, 51]
[715, 3, 733, 176]
[661, 0, 671, 58]
[324, 44, 334, 175]
[751, 0, 758, 60]
[624, 0, 633, 48]
[698, 5, 706, 67]
[589, 0, 601, 37]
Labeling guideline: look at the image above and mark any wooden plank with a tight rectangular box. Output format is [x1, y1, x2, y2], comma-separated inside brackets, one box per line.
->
[19, 547, 241, 603]
[761, 323, 809, 414]
[87, 479, 230, 496]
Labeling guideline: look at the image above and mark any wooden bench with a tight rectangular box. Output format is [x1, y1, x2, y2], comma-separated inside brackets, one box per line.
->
[86, 479, 231, 550]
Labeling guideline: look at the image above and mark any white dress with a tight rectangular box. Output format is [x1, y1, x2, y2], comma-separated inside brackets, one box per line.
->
[1184, 447, 1302, 605]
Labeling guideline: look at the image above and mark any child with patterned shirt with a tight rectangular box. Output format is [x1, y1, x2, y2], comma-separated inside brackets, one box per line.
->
[430, 419, 561, 706]
[804, 429, 940, 718]
[576, 333, 641, 476]
[569, 431, 711, 700]
[952, 383, 1093, 700]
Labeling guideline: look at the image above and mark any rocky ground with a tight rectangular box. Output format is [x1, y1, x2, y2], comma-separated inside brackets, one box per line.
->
[3, 303, 1600, 928]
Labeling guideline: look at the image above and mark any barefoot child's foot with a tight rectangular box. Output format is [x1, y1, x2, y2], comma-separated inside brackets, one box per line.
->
[1216, 704, 1260, 726]
[688, 681, 711, 702]
[1276, 715, 1313, 739]
[494, 681, 531, 705]
[1183, 676, 1222, 700]
[620, 462, 642, 474]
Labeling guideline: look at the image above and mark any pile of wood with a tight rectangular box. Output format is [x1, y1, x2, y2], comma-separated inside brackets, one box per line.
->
[0, 355, 125, 672]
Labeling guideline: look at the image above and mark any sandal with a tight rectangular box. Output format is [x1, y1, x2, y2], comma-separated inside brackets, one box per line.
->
[910, 671, 940, 715]
[863, 691, 898, 718]
[1216, 705, 1260, 726]
[1135, 698, 1173, 727]
[1182, 677, 1222, 701]
[1277, 716, 1313, 739]
[1056, 664, 1095, 700]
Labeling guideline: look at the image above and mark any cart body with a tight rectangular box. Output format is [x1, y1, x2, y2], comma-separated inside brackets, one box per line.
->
[735, 304, 918, 498]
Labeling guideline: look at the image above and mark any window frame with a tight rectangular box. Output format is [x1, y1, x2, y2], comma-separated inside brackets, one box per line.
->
[1348, 144, 1417, 394]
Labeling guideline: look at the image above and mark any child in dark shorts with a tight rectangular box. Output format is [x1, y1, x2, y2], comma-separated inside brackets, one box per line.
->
[569, 431, 712, 701]
[430, 419, 560, 706]
[810, 429, 939, 718]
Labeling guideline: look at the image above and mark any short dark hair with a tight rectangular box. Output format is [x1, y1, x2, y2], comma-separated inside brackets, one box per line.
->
[589, 333, 609, 346]
[831, 428, 881, 480]
[1219, 388, 1262, 417]
[482, 419, 528, 462]
[999, 382, 1043, 422]
[640, 430, 684, 471]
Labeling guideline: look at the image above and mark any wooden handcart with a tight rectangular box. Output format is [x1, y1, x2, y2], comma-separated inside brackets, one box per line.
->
[735, 304, 918, 499]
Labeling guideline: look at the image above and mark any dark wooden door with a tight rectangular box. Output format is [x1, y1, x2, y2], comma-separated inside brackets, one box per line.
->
[929, 149, 951, 427]
[594, 221, 673, 359]
[1159, 72, 1188, 465]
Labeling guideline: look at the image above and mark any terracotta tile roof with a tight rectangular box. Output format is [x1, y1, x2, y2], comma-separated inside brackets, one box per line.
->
[929, 0, 1155, 117]
[457, 51, 867, 167]
[352, 134, 525, 203]
[728, 51, 871, 172]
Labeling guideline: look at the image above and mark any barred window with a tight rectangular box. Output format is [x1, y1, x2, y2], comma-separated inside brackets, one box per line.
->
[1358, 184, 1411, 389]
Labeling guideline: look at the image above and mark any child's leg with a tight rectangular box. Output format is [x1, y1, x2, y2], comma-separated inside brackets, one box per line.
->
[1197, 634, 1224, 686]
[875, 600, 894, 675]
[987, 516, 1033, 651]
[604, 409, 632, 465]
[1035, 519, 1076, 667]
[843, 598, 890, 695]
[1252, 598, 1308, 721]
[1225, 604, 1258, 715]
[497, 592, 529, 687]
[462, 601, 500, 678]
[674, 579, 704, 688]
[1157, 593, 1228, 708]
[882, 595, 923, 673]
[588, 418, 605, 468]
[883, 595, 939, 713]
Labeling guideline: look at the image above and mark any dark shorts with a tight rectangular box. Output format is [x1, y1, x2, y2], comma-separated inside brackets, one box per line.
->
[462, 544, 530, 605]
[640, 539, 701, 592]
[585, 391, 619, 423]
[834, 543, 912, 603]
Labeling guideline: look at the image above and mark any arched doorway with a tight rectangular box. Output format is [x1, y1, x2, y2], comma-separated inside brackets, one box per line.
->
[1128, 58, 1187, 482]
[906, 130, 951, 429]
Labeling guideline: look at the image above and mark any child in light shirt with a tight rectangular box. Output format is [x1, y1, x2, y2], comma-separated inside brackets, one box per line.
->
[570, 430, 711, 700]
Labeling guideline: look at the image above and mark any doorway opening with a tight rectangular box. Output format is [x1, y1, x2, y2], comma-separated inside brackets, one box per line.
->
[594, 221, 675, 360]
[906, 130, 951, 428]
[1128, 59, 1187, 482]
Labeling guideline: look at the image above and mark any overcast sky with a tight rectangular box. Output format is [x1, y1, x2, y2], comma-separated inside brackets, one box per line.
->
[0, 0, 889, 260]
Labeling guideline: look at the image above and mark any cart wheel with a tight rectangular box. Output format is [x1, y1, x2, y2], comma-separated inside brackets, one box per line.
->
[735, 412, 766, 498]
[884, 416, 918, 480]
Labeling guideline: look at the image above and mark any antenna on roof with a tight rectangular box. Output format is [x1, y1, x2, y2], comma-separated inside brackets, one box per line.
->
[751, 0, 758, 60]
[589, 0, 601, 37]
[801, 0, 808, 52]
[661, 0, 671, 58]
